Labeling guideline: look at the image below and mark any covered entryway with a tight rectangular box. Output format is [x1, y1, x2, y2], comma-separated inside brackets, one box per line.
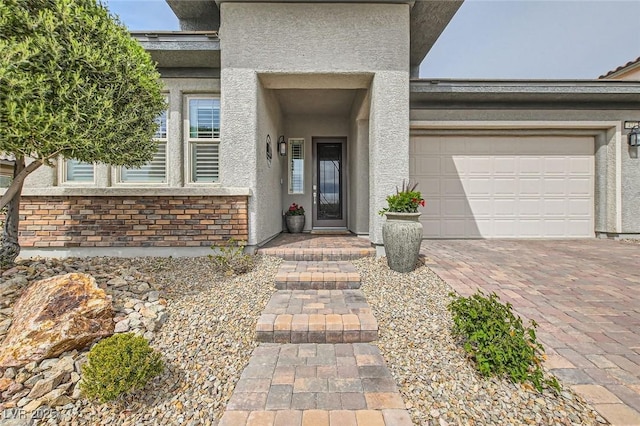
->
[410, 134, 595, 238]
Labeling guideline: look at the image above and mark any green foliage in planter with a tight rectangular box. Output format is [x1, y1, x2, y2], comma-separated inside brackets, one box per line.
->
[81, 333, 164, 403]
[447, 291, 559, 392]
[210, 238, 256, 276]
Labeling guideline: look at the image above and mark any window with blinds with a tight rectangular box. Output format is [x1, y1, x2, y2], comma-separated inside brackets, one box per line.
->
[120, 143, 167, 183]
[289, 139, 304, 194]
[188, 97, 220, 183]
[120, 108, 168, 183]
[65, 159, 95, 183]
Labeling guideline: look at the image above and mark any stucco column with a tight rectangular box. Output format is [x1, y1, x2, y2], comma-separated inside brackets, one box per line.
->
[368, 71, 410, 245]
[219, 68, 259, 245]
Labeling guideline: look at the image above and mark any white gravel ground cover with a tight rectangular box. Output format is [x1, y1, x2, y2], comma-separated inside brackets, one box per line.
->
[353, 256, 606, 426]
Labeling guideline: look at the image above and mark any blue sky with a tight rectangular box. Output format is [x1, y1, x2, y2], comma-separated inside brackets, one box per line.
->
[104, 0, 640, 79]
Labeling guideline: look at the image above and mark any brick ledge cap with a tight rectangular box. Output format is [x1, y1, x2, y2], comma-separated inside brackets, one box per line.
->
[18, 186, 251, 197]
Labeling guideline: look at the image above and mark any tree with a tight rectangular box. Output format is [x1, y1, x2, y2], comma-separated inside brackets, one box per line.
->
[0, 0, 166, 265]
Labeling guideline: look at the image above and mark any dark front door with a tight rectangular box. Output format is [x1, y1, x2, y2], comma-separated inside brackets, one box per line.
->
[313, 138, 347, 228]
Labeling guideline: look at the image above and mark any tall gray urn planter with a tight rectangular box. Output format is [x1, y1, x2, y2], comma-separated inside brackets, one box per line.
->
[285, 215, 305, 233]
[382, 212, 423, 273]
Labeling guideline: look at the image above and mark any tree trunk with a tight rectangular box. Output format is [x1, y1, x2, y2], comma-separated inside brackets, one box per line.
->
[0, 157, 25, 267]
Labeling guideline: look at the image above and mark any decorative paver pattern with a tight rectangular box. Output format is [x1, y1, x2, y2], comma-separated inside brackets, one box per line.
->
[256, 290, 378, 344]
[275, 261, 361, 290]
[219, 344, 412, 426]
[421, 239, 640, 425]
[258, 234, 375, 261]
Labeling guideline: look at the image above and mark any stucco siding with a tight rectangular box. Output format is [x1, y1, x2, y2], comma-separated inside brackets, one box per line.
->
[369, 71, 410, 244]
[220, 3, 409, 73]
[254, 84, 284, 245]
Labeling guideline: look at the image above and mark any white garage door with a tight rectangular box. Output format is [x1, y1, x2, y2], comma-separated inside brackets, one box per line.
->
[409, 135, 594, 238]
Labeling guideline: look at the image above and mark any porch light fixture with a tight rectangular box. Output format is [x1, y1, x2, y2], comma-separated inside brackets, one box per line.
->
[629, 126, 640, 147]
[278, 136, 287, 156]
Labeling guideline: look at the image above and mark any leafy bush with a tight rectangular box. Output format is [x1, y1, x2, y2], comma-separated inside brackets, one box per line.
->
[81, 333, 164, 403]
[378, 180, 425, 215]
[210, 238, 256, 276]
[447, 291, 559, 392]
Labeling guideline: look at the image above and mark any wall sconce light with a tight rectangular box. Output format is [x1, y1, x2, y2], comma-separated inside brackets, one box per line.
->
[629, 126, 640, 147]
[278, 136, 287, 156]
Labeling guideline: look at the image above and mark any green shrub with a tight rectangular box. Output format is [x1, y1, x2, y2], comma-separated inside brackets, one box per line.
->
[447, 291, 559, 392]
[81, 333, 164, 403]
[210, 238, 255, 276]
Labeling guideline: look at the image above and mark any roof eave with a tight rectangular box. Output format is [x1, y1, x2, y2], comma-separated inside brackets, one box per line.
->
[410, 79, 640, 109]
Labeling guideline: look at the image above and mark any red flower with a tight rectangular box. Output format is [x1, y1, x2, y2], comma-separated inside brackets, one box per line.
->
[420, 200, 426, 207]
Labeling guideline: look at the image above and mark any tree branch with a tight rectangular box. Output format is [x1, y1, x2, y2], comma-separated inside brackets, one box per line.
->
[0, 159, 43, 210]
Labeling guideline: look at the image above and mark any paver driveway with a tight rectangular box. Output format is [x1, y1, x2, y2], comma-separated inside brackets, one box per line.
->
[421, 239, 640, 426]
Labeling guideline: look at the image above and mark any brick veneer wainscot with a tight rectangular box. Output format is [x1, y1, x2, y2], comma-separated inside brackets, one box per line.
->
[18, 196, 248, 248]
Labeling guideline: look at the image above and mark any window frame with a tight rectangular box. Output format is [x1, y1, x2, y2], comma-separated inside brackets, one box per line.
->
[288, 138, 305, 195]
[185, 94, 221, 185]
[60, 159, 96, 185]
[115, 102, 169, 186]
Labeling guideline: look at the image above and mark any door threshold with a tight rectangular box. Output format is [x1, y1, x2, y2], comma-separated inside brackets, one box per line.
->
[310, 229, 352, 235]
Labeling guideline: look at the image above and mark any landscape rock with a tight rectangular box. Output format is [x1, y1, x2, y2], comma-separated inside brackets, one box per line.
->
[0, 276, 28, 295]
[0, 377, 12, 392]
[0, 273, 114, 368]
[27, 371, 65, 399]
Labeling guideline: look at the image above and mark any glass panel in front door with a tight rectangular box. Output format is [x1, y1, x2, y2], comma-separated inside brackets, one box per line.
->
[318, 143, 342, 220]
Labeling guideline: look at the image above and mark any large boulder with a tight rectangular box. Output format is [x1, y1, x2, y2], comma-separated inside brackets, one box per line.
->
[0, 273, 114, 368]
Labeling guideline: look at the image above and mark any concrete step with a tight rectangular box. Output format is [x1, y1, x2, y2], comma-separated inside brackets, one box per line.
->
[219, 343, 412, 426]
[256, 290, 378, 344]
[275, 261, 361, 290]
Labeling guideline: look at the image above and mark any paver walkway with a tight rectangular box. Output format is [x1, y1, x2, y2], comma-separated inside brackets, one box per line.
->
[421, 239, 640, 426]
[221, 245, 410, 425]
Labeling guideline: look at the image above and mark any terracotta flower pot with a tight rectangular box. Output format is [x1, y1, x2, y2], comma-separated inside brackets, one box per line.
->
[382, 212, 423, 273]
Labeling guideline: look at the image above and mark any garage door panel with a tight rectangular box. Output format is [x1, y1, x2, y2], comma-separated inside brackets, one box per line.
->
[567, 220, 592, 237]
[493, 220, 517, 237]
[543, 199, 567, 216]
[466, 178, 492, 196]
[568, 199, 592, 216]
[468, 198, 492, 217]
[443, 178, 465, 196]
[410, 134, 594, 238]
[443, 198, 467, 217]
[570, 157, 593, 174]
[411, 156, 440, 175]
[568, 178, 592, 195]
[443, 155, 463, 175]
[421, 178, 442, 198]
[442, 140, 467, 154]
[468, 157, 492, 175]
[519, 199, 542, 216]
[494, 199, 518, 216]
[443, 219, 467, 237]
[494, 178, 518, 196]
[544, 157, 571, 175]
[543, 220, 568, 237]
[519, 178, 542, 196]
[494, 157, 517, 174]
[519, 157, 544, 175]
[519, 220, 542, 237]
[543, 178, 566, 195]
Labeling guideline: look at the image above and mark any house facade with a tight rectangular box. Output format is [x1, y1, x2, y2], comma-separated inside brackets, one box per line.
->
[16, 0, 640, 255]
